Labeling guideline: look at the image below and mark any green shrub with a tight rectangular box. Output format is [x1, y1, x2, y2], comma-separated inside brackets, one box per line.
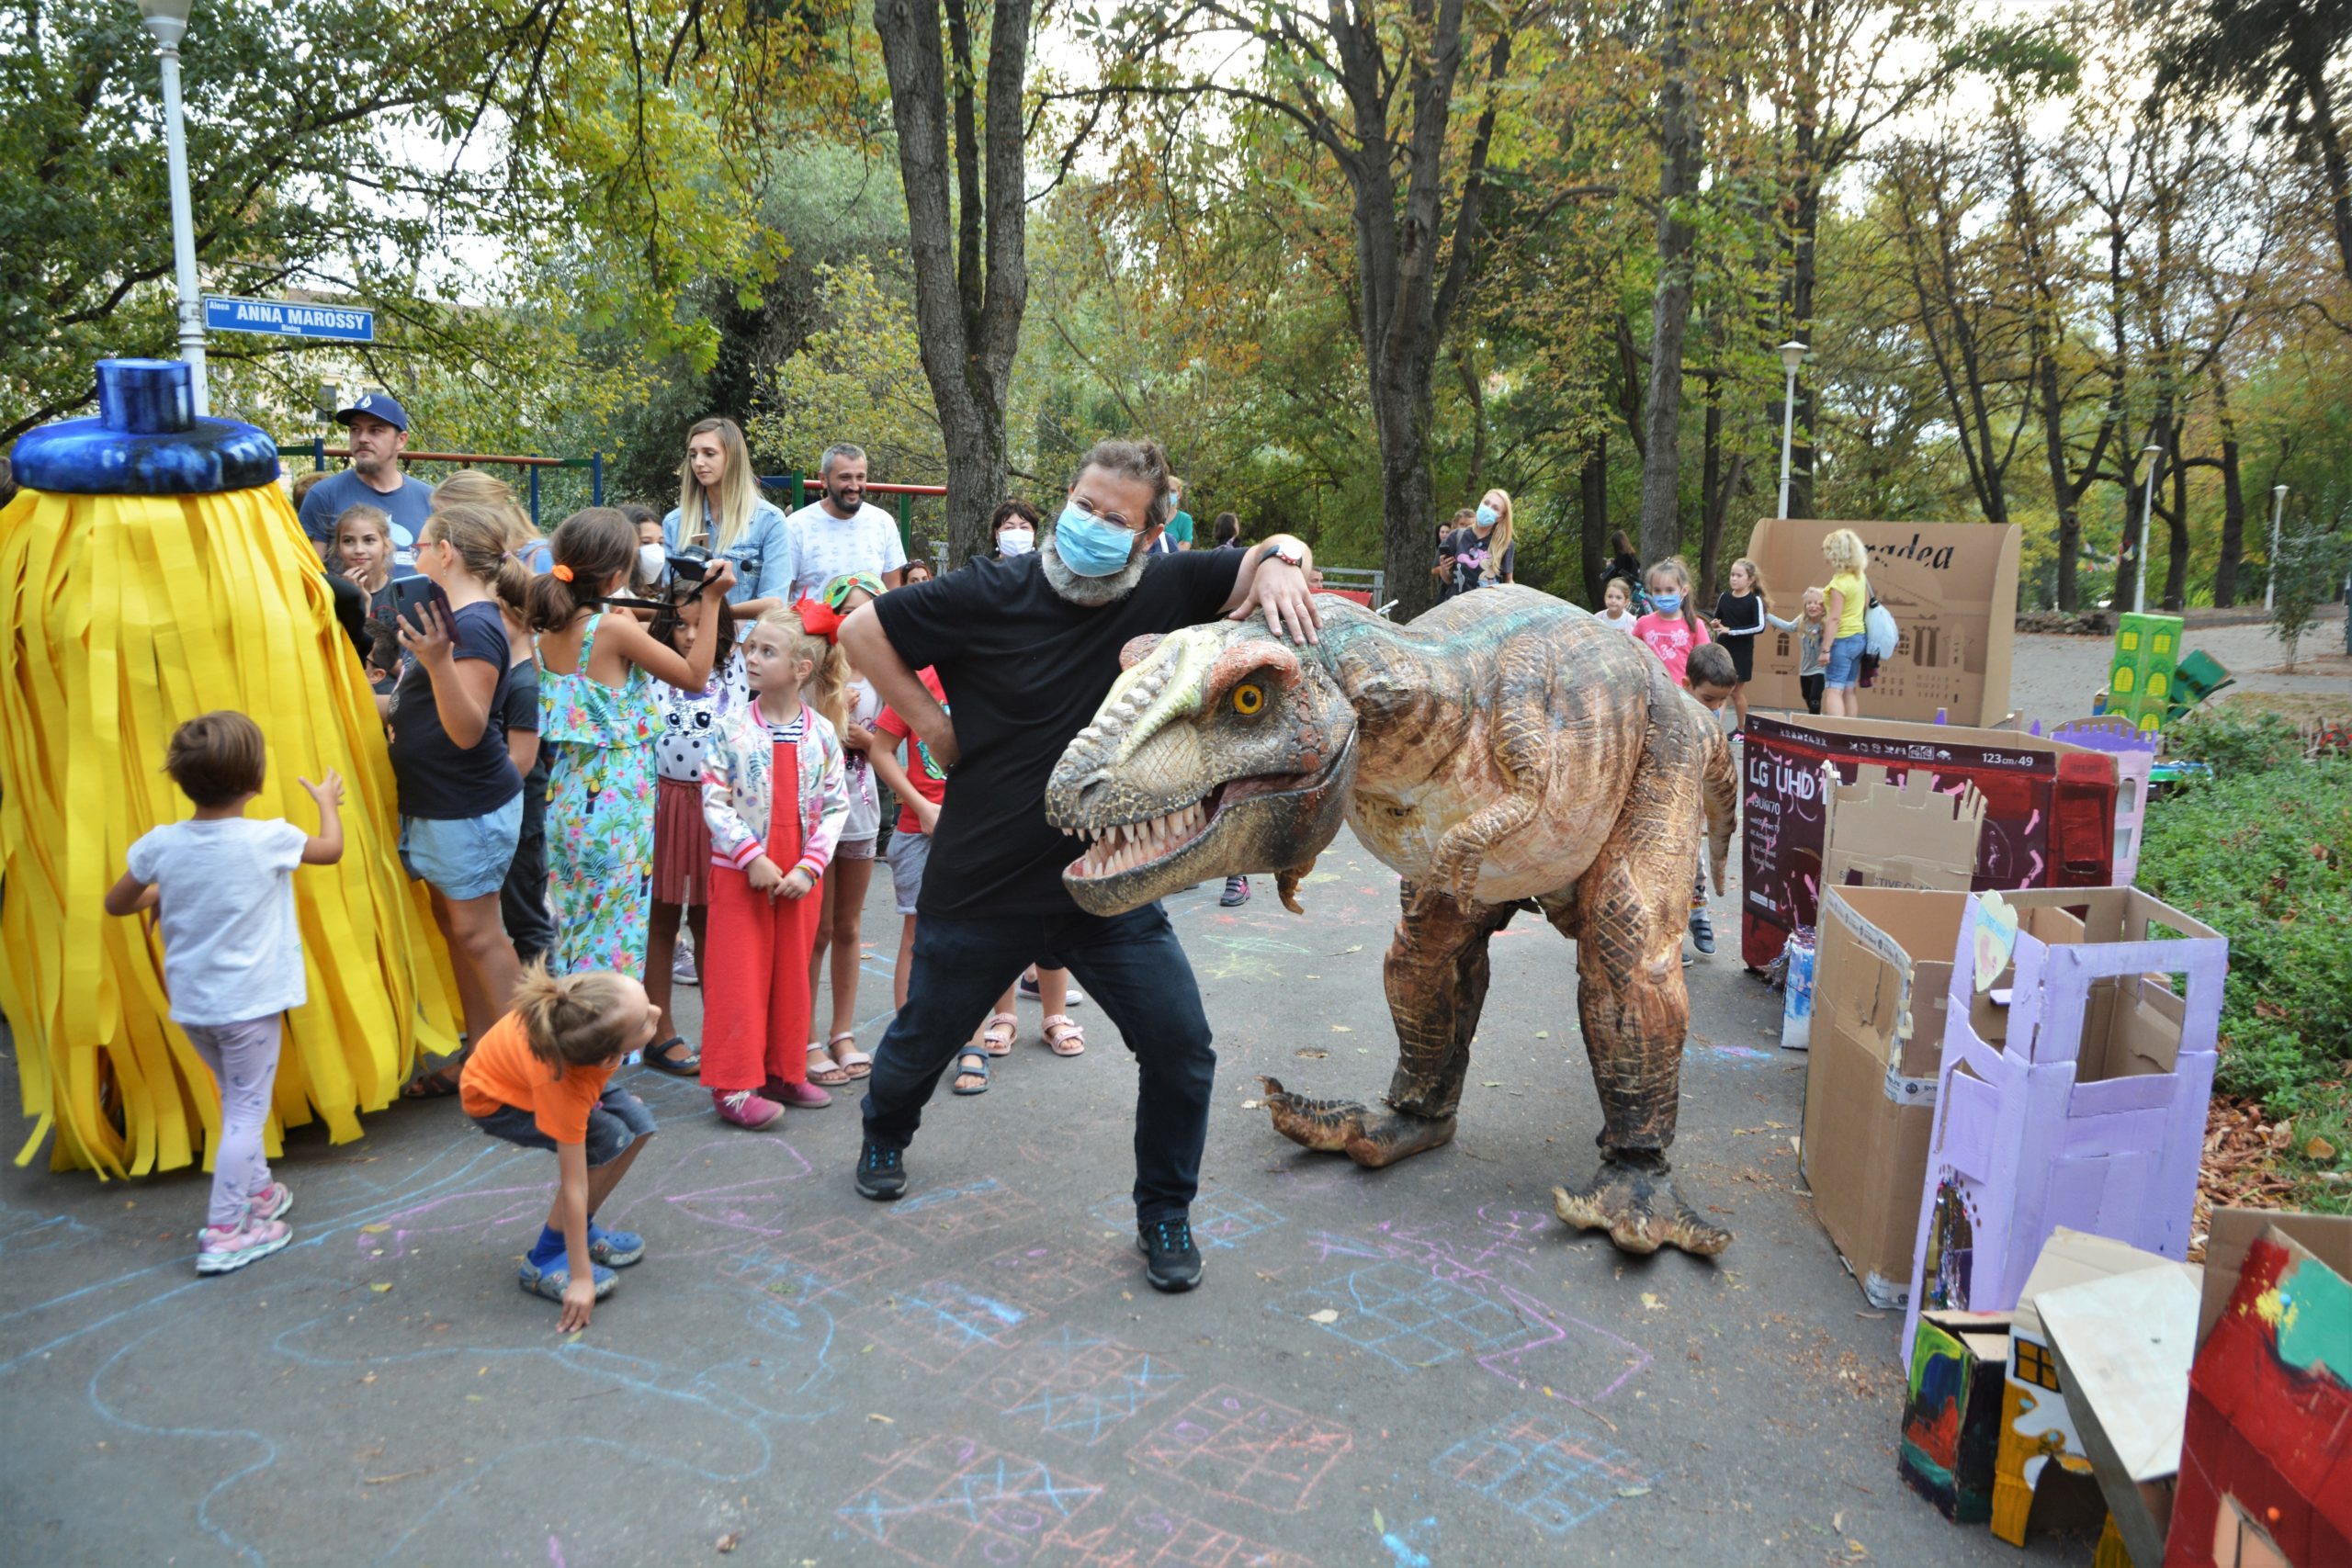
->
[2164, 709, 2307, 775]
[2135, 758, 2352, 1110]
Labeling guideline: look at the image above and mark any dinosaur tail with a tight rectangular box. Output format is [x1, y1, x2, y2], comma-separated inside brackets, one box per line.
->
[1702, 727, 1738, 897]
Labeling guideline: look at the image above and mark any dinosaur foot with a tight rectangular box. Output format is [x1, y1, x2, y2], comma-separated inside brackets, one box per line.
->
[1342, 1111, 1458, 1169]
[1552, 1156, 1731, 1258]
[1257, 1076, 1368, 1153]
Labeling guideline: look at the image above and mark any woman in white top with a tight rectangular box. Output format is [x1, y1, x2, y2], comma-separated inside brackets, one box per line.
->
[661, 416, 795, 622]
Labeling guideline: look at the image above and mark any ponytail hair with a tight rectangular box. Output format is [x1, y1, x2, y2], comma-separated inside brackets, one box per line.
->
[528, 507, 639, 631]
[756, 604, 847, 740]
[1731, 555, 1770, 605]
[509, 961, 640, 1078]
[422, 501, 532, 613]
[1646, 554, 1700, 636]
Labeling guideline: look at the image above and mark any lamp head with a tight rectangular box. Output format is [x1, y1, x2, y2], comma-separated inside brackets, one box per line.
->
[2273, 484, 2289, 501]
[137, 0, 193, 44]
[1778, 339, 1807, 377]
[2142, 443, 2164, 457]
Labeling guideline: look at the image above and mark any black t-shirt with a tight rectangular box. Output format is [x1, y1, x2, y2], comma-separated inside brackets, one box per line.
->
[1442, 526, 1514, 597]
[873, 549, 1245, 917]
[387, 600, 522, 819]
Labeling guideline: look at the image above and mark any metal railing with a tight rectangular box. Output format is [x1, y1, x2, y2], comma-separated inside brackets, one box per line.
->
[279, 443, 604, 525]
[761, 474, 948, 559]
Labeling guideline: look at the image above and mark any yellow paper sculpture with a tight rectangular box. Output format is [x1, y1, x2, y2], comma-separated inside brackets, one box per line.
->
[1, 359, 459, 1176]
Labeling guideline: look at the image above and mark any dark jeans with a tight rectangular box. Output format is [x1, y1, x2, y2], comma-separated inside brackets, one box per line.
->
[862, 903, 1215, 1224]
[502, 757, 553, 964]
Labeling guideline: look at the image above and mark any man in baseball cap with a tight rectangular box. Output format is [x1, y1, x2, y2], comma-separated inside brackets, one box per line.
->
[295, 390, 435, 570]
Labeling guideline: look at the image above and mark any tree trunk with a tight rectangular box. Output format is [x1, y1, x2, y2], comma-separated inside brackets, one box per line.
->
[873, 0, 1031, 566]
[1580, 435, 1610, 606]
[1637, 0, 1702, 564]
[2164, 432, 2190, 611]
[1698, 371, 1725, 597]
[2303, 65, 2352, 290]
[2213, 436, 2245, 609]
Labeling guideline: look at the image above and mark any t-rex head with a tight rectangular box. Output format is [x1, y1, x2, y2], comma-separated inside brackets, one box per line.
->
[1046, 620, 1360, 915]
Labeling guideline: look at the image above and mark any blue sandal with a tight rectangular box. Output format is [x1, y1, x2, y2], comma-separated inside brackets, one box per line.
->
[587, 1222, 644, 1268]
[518, 1257, 617, 1302]
[950, 1049, 991, 1096]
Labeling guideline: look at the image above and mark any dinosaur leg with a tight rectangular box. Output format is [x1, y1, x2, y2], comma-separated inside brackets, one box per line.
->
[1547, 783, 1731, 1258]
[1260, 879, 1511, 1165]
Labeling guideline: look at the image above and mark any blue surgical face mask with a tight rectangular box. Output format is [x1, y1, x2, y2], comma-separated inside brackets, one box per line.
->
[1475, 504, 1498, 527]
[1650, 592, 1682, 614]
[1052, 501, 1137, 577]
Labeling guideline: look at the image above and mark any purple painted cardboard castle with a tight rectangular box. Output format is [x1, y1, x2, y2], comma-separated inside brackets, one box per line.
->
[1900, 887, 2226, 1367]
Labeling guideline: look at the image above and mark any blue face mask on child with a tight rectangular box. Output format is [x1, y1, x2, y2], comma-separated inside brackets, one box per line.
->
[1052, 501, 1138, 577]
[1650, 592, 1682, 614]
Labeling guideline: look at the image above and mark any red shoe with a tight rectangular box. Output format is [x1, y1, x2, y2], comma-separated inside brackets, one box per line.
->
[712, 1087, 786, 1129]
[763, 1077, 832, 1110]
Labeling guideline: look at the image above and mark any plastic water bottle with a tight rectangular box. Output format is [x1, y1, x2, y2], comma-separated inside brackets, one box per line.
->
[1781, 929, 1817, 1051]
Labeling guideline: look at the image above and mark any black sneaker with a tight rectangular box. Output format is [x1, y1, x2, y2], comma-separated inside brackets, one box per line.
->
[1219, 875, 1250, 908]
[854, 1139, 907, 1201]
[1689, 909, 1715, 955]
[1136, 1216, 1204, 1292]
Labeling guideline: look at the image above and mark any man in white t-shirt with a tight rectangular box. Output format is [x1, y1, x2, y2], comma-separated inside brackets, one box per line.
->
[786, 443, 909, 600]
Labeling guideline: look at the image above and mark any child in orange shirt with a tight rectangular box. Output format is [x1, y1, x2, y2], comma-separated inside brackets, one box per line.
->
[459, 964, 662, 1330]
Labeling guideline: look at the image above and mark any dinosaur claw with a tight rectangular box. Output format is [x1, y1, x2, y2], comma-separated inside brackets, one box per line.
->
[1258, 1074, 1369, 1153]
[1552, 1156, 1731, 1258]
[1342, 1111, 1456, 1168]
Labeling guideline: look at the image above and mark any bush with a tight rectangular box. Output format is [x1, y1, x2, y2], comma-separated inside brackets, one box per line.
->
[2136, 758, 2352, 1110]
[2165, 709, 2308, 775]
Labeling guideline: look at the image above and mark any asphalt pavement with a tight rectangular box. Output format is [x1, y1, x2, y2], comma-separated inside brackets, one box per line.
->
[0, 825, 2097, 1566]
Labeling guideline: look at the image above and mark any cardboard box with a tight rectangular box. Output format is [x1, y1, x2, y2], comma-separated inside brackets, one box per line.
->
[1803, 886, 1969, 1307]
[2167, 1216, 2352, 1567]
[1900, 1308, 2014, 1522]
[1983, 1229, 2199, 1547]
[1744, 517, 2022, 726]
[1739, 714, 2119, 971]
[1904, 889, 2225, 1367]
[2109, 613, 2184, 734]
[2043, 1259, 2203, 1566]
[1820, 765, 1987, 896]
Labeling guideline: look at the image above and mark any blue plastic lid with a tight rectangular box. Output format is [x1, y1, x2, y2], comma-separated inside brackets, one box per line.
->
[9, 359, 281, 495]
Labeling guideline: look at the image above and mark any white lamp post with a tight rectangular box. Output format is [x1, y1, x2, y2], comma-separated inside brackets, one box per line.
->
[1776, 339, 1806, 520]
[2132, 442, 2163, 615]
[137, 0, 208, 416]
[2265, 483, 2289, 612]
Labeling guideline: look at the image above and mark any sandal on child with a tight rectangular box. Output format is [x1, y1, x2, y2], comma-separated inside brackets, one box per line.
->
[977, 1012, 1018, 1057]
[827, 1032, 873, 1079]
[950, 1049, 992, 1096]
[643, 1036, 700, 1077]
[805, 1044, 854, 1087]
[400, 1066, 463, 1100]
[1041, 1015, 1087, 1057]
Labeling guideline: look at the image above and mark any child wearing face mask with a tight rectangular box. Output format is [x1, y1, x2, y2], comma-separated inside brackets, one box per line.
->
[528, 508, 737, 983]
[1632, 556, 1711, 686]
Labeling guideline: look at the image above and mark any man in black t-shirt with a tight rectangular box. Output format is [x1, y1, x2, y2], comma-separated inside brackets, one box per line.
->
[840, 438, 1320, 1294]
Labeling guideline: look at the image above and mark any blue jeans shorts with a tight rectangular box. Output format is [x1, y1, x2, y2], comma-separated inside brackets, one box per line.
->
[471, 1084, 654, 1168]
[400, 793, 525, 900]
[1824, 632, 1867, 691]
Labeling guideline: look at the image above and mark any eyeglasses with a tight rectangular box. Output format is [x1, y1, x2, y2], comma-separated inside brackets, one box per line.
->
[1068, 494, 1144, 534]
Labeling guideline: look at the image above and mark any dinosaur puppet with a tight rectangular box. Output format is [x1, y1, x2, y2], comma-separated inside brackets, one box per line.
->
[1043, 587, 1739, 1257]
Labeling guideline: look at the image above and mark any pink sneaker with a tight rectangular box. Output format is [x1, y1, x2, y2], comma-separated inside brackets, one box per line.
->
[248, 1181, 293, 1222]
[713, 1088, 786, 1129]
[197, 1213, 291, 1275]
[763, 1078, 832, 1110]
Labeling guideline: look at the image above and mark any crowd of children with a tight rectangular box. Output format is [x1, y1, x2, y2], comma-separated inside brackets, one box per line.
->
[121, 448, 1873, 1314]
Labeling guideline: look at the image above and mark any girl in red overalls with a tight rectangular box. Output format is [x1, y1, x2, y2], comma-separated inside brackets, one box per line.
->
[697, 601, 851, 1127]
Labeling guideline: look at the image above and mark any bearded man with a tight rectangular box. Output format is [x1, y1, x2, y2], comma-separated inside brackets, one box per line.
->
[295, 392, 434, 571]
[837, 438, 1317, 1293]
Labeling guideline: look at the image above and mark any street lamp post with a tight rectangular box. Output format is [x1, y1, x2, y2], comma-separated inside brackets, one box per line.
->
[2132, 442, 2163, 616]
[137, 0, 207, 416]
[1776, 339, 1806, 520]
[2266, 483, 2289, 613]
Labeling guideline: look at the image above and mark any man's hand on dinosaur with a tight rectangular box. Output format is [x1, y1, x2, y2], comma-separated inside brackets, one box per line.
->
[1231, 559, 1322, 646]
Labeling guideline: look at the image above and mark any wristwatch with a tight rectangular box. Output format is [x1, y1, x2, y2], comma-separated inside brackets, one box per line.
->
[1261, 541, 1306, 570]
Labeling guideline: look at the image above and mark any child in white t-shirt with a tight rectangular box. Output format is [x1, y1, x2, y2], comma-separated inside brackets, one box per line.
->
[1596, 576, 1641, 635]
[104, 711, 345, 1276]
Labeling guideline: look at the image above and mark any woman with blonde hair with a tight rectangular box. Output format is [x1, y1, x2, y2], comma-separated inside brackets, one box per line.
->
[1439, 488, 1516, 596]
[661, 417, 794, 621]
[1817, 528, 1871, 718]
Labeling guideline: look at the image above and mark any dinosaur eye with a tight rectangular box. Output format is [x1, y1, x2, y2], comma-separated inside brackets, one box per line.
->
[1231, 682, 1265, 716]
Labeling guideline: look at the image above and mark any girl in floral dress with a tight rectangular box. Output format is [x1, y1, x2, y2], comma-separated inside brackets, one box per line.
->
[527, 508, 736, 977]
